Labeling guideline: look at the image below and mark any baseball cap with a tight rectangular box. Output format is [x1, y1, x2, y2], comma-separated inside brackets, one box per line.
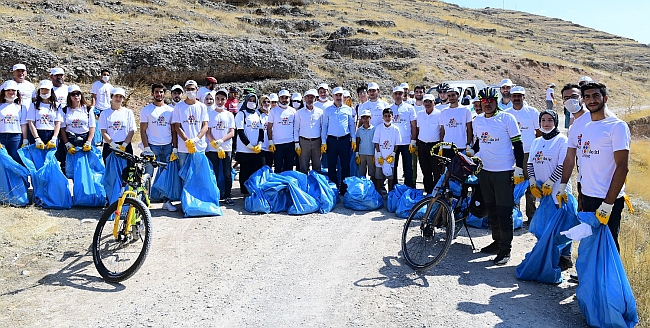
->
[409, 91, 414, 95]
[12, 64, 26, 71]
[216, 88, 228, 97]
[304, 89, 318, 97]
[291, 92, 302, 101]
[50, 67, 64, 75]
[171, 84, 183, 92]
[343, 90, 351, 98]
[68, 84, 81, 93]
[332, 87, 344, 95]
[392, 86, 403, 93]
[423, 94, 435, 101]
[2, 80, 18, 90]
[206, 76, 217, 84]
[360, 109, 372, 117]
[549, 83, 556, 87]
[278, 89, 291, 97]
[579, 76, 593, 83]
[184, 80, 198, 87]
[38, 80, 53, 90]
[111, 87, 126, 97]
[269, 93, 279, 102]
[472, 97, 481, 103]
[367, 82, 379, 90]
[400, 82, 409, 89]
[511, 86, 525, 95]
[317, 83, 329, 90]
[499, 79, 513, 87]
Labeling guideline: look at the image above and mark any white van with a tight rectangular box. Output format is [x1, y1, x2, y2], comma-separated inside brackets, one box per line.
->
[427, 80, 488, 106]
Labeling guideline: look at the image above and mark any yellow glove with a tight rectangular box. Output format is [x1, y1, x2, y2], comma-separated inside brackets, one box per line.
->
[351, 141, 357, 152]
[268, 140, 276, 153]
[378, 156, 385, 165]
[82, 141, 92, 152]
[320, 144, 327, 154]
[65, 142, 76, 155]
[596, 203, 613, 225]
[408, 140, 417, 154]
[46, 140, 56, 149]
[513, 167, 525, 184]
[119, 142, 128, 152]
[169, 148, 178, 162]
[0, 142, 3, 149]
[541, 179, 554, 196]
[624, 195, 634, 214]
[217, 147, 226, 159]
[295, 142, 301, 156]
[253, 142, 262, 154]
[35, 138, 45, 150]
[210, 140, 218, 149]
[355, 152, 360, 165]
[529, 179, 542, 199]
[185, 138, 197, 154]
[386, 154, 395, 164]
[21, 139, 28, 148]
[556, 183, 568, 205]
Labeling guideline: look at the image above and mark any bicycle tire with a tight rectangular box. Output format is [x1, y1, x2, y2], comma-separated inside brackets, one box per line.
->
[140, 173, 152, 206]
[401, 197, 455, 270]
[92, 197, 152, 283]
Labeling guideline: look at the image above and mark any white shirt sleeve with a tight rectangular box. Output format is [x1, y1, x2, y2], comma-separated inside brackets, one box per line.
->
[612, 121, 631, 152]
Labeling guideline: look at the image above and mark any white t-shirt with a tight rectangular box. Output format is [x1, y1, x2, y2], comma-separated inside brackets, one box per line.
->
[53, 84, 68, 108]
[545, 88, 554, 101]
[438, 106, 472, 148]
[416, 108, 441, 142]
[472, 111, 521, 172]
[267, 106, 296, 145]
[140, 103, 174, 146]
[172, 101, 209, 153]
[260, 112, 270, 151]
[528, 134, 569, 204]
[505, 105, 540, 152]
[235, 110, 263, 154]
[570, 116, 630, 199]
[0, 102, 26, 133]
[98, 108, 137, 143]
[567, 113, 590, 183]
[404, 98, 415, 105]
[373, 122, 400, 162]
[90, 81, 114, 111]
[16, 80, 35, 109]
[207, 110, 235, 152]
[390, 102, 416, 145]
[413, 103, 425, 114]
[498, 99, 513, 110]
[434, 103, 449, 111]
[359, 99, 390, 127]
[314, 99, 333, 111]
[61, 106, 95, 134]
[293, 107, 323, 140]
[27, 103, 63, 131]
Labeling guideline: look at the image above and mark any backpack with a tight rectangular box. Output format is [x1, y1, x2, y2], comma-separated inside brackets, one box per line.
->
[448, 152, 479, 181]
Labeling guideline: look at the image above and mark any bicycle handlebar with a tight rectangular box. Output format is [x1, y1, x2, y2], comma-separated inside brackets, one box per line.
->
[111, 148, 168, 169]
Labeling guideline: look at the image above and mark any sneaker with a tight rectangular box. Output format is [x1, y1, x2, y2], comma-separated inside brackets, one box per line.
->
[569, 273, 579, 282]
[493, 251, 511, 265]
[162, 201, 178, 212]
[480, 241, 500, 254]
[558, 256, 574, 271]
[224, 198, 234, 206]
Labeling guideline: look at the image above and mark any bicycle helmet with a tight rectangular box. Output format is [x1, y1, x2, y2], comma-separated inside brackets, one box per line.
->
[436, 82, 450, 93]
[478, 87, 499, 100]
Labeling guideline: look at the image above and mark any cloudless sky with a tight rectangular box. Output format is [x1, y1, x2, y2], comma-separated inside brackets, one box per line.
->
[442, 0, 650, 45]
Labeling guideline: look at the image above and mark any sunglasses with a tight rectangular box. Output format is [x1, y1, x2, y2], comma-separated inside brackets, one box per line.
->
[70, 92, 82, 97]
[481, 98, 496, 103]
[263, 101, 270, 104]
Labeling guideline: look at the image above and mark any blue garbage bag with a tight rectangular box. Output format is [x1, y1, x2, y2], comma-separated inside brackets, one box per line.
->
[529, 195, 556, 239]
[244, 166, 272, 213]
[0, 147, 30, 206]
[343, 176, 383, 211]
[280, 170, 308, 191]
[387, 184, 410, 213]
[350, 152, 362, 178]
[262, 174, 292, 213]
[515, 202, 579, 283]
[286, 177, 319, 215]
[306, 170, 337, 214]
[32, 150, 72, 209]
[466, 213, 489, 228]
[17, 144, 48, 173]
[512, 180, 529, 229]
[101, 153, 127, 205]
[150, 159, 182, 202]
[92, 125, 103, 145]
[576, 212, 638, 328]
[179, 153, 223, 217]
[68, 147, 107, 207]
[396, 188, 425, 218]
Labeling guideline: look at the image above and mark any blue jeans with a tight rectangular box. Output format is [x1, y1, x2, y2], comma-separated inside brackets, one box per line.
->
[0, 133, 22, 164]
[273, 142, 294, 173]
[144, 143, 173, 177]
[392, 145, 414, 187]
[326, 135, 351, 187]
[177, 152, 189, 170]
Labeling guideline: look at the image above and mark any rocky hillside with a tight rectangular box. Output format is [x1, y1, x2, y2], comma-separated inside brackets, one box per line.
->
[2, 0, 649, 109]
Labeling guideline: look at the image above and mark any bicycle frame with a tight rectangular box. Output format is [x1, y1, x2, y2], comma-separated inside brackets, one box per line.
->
[112, 190, 138, 239]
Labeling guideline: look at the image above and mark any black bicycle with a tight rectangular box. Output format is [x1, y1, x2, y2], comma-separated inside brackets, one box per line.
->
[91, 149, 166, 282]
[401, 142, 483, 270]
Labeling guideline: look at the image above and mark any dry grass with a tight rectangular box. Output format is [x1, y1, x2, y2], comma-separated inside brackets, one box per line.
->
[0, 206, 62, 249]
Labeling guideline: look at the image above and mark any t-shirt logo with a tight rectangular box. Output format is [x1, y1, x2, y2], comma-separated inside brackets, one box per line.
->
[580, 140, 600, 158]
[3, 114, 17, 124]
[112, 120, 123, 130]
[39, 114, 51, 125]
[57, 96, 64, 104]
[70, 119, 82, 128]
[216, 120, 225, 130]
[392, 114, 403, 123]
[577, 134, 582, 147]
[187, 115, 197, 125]
[382, 140, 391, 149]
[533, 150, 551, 164]
[517, 121, 527, 130]
[250, 120, 260, 129]
[479, 131, 500, 144]
[280, 117, 291, 125]
[447, 117, 460, 128]
[156, 115, 167, 127]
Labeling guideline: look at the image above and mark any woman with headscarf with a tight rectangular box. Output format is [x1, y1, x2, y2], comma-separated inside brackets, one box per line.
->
[234, 93, 263, 194]
[27, 80, 63, 150]
[0, 80, 28, 164]
[526, 110, 573, 270]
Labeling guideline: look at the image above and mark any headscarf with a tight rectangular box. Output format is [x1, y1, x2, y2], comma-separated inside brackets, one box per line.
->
[539, 110, 559, 140]
[202, 91, 216, 110]
[240, 93, 258, 114]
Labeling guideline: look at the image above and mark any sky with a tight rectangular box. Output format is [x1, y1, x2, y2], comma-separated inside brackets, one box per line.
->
[443, 0, 650, 45]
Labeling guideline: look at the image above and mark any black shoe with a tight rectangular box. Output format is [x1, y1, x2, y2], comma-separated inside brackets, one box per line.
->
[224, 198, 235, 206]
[480, 241, 500, 254]
[558, 256, 573, 271]
[569, 273, 579, 282]
[493, 251, 511, 265]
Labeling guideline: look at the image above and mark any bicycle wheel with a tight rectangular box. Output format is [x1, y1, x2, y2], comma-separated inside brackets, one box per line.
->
[401, 197, 455, 270]
[140, 173, 152, 206]
[92, 197, 152, 282]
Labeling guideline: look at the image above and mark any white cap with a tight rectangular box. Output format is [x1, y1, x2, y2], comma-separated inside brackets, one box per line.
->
[12, 64, 26, 71]
[291, 92, 302, 101]
[549, 83, 556, 87]
[499, 79, 513, 87]
[68, 84, 81, 93]
[400, 82, 409, 89]
[392, 86, 403, 93]
[304, 89, 318, 97]
[2, 80, 18, 90]
[472, 97, 481, 103]
[278, 89, 290, 97]
[579, 76, 593, 83]
[269, 93, 279, 102]
[343, 90, 351, 98]
[215, 88, 228, 97]
[511, 86, 525, 94]
[317, 83, 329, 90]
[184, 80, 198, 87]
[50, 67, 64, 75]
[360, 109, 372, 117]
[171, 84, 183, 92]
[367, 82, 379, 90]
[332, 86, 344, 95]
[38, 80, 53, 90]
[409, 91, 414, 95]
[111, 87, 126, 97]
[423, 94, 435, 101]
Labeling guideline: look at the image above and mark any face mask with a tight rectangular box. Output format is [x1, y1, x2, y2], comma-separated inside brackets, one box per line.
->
[40, 93, 50, 100]
[186, 91, 197, 100]
[215, 105, 225, 110]
[247, 102, 256, 110]
[564, 98, 582, 114]
[5, 95, 16, 102]
[540, 127, 555, 134]
[319, 96, 328, 102]
[101, 76, 110, 83]
[292, 101, 301, 108]
[279, 103, 288, 109]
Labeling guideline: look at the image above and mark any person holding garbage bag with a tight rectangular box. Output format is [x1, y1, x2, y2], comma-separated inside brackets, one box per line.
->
[27, 80, 63, 150]
[98, 87, 137, 161]
[235, 93, 264, 195]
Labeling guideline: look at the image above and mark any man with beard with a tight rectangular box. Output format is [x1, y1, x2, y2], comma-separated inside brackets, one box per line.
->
[401, 82, 415, 105]
[438, 87, 473, 158]
[197, 76, 217, 103]
[359, 82, 390, 128]
[49, 67, 68, 107]
[322, 86, 356, 194]
[498, 79, 514, 110]
[412, 85, 425, 113]
[11, 64, 35, 110]
[506, 86, 541, 223]
[294, 89, 323, 173]
[267, 89, 296, 173]
[170, 85, 184, 107]
[389, 86, 417, 188]
[558, 82, 630, 252]
[314, 83, 333, 111]
[416, 94, 441, 194]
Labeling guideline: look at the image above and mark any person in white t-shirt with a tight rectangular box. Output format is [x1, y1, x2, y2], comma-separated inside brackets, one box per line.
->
[91, 69, 113, 113]
[257, 94, 273, 168]
[438, 87, 473, 158]
[354, 85, 368, 127]
[0, 80, 28, 164]
[139, 83, 178, 211]
[170, 85, 184, 108]
[498, 79, 514, 110]
[434, 83, 449, 108]
[471, 87, 524, 265]
[389, 86, 417, 188]
[412, 85, 426, 113]
[359, 82, 390, 128]
[400, 82, 415, 105]
[206, 88, 236, 205]
[373, 108, 400, 191]
[197, 76, 217, 103]
[171, 80, 209, 169]
[59, 85, 96, 171]
[314, 83, 333, 111]
[416, 94, 442, 194]
[561, 83, 589, 210]
[506, 86, 541, 221]
[98, 87, 137, 161]
[294, 89, 323, 173]
[545, 83, 555, 110]
[235, 93, 263, 195]
[47, 67, 68, 108]
[267, 89, 296, 173]
[11, 64, 35, 110]
[558, 82, 630, 252]
[27, 80, 63, 151]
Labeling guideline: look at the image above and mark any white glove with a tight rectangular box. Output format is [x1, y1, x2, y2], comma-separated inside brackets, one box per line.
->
[465, 145, 475, 157]
[65, 142, 73, 150]
[109, 141, 119, 149]
[513, 167, 525, 184]
[142, 146, 154, 157]
[247, 143, 256, 150]
[596, 202, 614, 225]
[34, 138, 45, 149]
[172, 147, 178, 154]
[191, 137, 199, 144]
[560, 222, 593, 241]
[21, 139, 29, 148]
